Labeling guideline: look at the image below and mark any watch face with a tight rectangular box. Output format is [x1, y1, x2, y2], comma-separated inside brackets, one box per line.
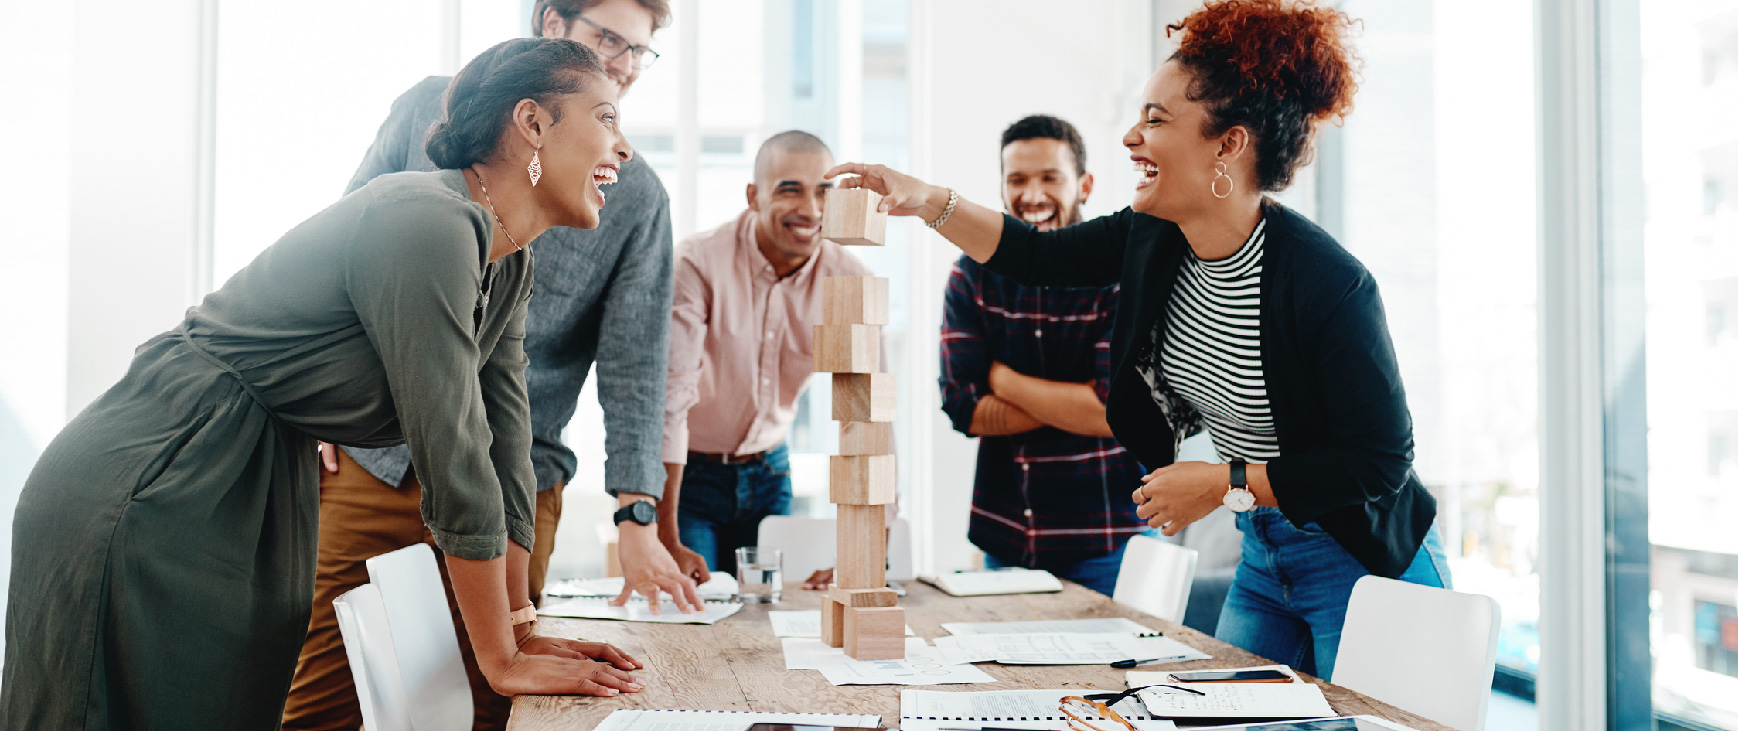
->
[631, 500, 657, 524]
[1223, 488, 1256, 512]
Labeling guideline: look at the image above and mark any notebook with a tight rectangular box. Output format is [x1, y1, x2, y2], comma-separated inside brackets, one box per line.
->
[593, 709, 880, 731]
[544, 572, 741, 602]
[900, 688, 1175, 730]
[1191, 717, 1421, 731]
[1134, 682, 1334, 723]
[932, 632, 1210, 665]
[942, 617, 1161, 637]
[921, 568, 1063, 596]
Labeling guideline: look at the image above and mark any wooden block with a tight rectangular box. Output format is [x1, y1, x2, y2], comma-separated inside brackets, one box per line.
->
[829, 455, 896, 506]
[832, 373, 897, 423]
[844, 606, 906, 660]
[835, 504, 887, 589]
[828, 586, 899, 608]
[812, 324, 879, 374]
[839, 421, 894, 456]
[819, 595, 846, 647]
[822, 276, 890, 325]
[822, 188, 888, 246]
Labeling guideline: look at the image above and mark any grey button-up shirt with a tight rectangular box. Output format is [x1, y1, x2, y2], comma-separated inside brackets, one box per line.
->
[342, 76, 672, 498]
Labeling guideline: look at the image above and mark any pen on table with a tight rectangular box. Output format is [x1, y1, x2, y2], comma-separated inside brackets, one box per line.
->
[1110, 657, 1169, 669]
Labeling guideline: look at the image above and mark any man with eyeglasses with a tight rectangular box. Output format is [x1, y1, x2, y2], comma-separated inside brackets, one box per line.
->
[283, 2, 698, 729]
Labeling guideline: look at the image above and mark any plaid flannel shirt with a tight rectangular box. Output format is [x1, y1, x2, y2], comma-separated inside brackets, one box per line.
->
[939, 255, 1148, 568]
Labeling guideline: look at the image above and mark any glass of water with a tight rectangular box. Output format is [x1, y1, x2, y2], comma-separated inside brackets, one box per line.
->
[733, 546, 783, 603]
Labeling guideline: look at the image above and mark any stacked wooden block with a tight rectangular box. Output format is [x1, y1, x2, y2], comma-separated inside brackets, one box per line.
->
[814, 188, 902, 660]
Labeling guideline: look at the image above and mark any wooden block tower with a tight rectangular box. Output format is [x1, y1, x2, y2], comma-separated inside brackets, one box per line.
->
[814, 187, 903, 660]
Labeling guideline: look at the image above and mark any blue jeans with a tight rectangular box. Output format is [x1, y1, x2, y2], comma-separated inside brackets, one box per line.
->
[676, 444, 792, 574]
[1214, 507, 1450, 680]
[983, 531, 1158, 597]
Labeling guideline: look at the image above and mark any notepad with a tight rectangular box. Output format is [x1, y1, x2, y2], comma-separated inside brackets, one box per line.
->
[593, 709, 881, 731]
[537, 599, 743, 624]
[922, 568, 1063, 596]
[1189, 718, 1422, 731]
[544, 572, 741, 602]
[899, 689, 1177, 731]
[932, 632, 1210, 665]
[1133, 681, 1334, 722]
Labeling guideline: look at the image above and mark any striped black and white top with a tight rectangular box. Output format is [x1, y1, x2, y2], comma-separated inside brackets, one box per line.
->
[1146, 218, 1282, 462]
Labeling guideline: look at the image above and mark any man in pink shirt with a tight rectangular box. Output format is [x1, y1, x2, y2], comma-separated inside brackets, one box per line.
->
[662, 131, 875, 573]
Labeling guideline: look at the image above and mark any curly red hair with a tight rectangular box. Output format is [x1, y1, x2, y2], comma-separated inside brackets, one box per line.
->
[1167, 0, 1361, 191]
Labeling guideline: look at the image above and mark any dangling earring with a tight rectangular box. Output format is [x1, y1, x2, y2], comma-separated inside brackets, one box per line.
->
[528, 148, 543, 187]
[1211, 161, 1233, 199]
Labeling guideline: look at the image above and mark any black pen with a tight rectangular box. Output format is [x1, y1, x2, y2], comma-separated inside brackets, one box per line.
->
[1111, 657, 1167, 669]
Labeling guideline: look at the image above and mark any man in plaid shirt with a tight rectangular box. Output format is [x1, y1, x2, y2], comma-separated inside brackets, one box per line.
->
[938, 115, 1148, 596]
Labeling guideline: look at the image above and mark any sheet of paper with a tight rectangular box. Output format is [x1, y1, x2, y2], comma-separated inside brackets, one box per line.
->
[768, 610, 915, 638]
[592, 709, 880, 731]
[923, 568, 1063, 596]
[816, 647, 998, 686]
[782, 637, 933, 669]
[1134, 682, 1334, 720]
[544, 572, 740, 602]
[537, 600, 744, 625]
[900, 688, 1157, 722]
[941, 617, 1160, 637]
[931, 633, 1210, 665]
[1127, 664, 1302, 688]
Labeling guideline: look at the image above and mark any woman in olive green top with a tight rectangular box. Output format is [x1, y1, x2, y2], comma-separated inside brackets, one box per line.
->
[3, 38, 640, 729]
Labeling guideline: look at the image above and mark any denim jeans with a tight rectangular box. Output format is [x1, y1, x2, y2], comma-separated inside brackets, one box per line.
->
[676, 444, 792, 575]
[982, 530, 1160, 597]
[1214, 507, 1451, 680]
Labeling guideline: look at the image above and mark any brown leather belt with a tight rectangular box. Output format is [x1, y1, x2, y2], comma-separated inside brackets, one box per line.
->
[687, 450, 770, 465]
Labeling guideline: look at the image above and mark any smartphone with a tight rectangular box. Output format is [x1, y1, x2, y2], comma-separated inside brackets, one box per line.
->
[1165, 668, 1293, 683]
[749, 725, 884, 731]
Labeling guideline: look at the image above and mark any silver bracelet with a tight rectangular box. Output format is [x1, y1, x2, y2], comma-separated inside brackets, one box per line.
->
[927, 188, 959, 230]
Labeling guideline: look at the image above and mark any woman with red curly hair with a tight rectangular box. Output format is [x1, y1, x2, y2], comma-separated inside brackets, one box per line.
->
[828, 0, 1446, 678]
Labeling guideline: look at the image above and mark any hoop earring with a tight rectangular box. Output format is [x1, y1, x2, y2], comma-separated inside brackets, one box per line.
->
[1211, 161, 1233, 199]
[528, 148, 543, 187]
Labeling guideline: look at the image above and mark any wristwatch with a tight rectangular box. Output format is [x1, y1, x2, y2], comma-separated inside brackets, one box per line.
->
[1222, 459, 1256, 512]
[613, 499, 658, 526]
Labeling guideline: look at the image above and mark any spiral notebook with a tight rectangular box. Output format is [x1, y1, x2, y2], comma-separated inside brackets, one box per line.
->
[899, 689, 1175, 730]
[594, 709, 880, 731]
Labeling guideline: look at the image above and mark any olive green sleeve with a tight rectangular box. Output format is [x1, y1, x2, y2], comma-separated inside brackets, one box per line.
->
[480, 273, 536, 553]
[344, 189, 510, 560]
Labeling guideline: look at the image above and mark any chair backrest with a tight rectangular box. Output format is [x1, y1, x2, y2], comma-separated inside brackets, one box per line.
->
[1112, 535, 1198, 622]
[757, 515, 914, 583]
[332, 584, 413, 731]
[364, 544, 474, 731]
[1332, 576, 1502, 731]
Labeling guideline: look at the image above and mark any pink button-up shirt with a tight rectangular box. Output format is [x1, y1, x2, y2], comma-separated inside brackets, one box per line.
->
[662, 210, 875, 462]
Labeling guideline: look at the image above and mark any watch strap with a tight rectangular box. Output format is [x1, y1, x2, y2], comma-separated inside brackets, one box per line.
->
[509, 604, 537, 626]
[1229, 458, 1248, 488]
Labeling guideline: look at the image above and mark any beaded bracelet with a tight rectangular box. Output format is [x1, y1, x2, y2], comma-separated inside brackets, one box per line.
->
[927, 188, 959, 230]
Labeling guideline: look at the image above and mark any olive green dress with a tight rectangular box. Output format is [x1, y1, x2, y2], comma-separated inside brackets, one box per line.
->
[2, 169, 537, 730]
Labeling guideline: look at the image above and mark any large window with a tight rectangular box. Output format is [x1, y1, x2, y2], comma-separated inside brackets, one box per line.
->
[1641, 2, 1738, 727]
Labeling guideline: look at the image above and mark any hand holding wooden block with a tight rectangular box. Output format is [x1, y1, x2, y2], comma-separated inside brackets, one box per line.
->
[839, 421, 894, 456]
[844, 606, 906, 659]
[830, 455, 896, 505]
[822, 188, 888, 246]
[832, 373, 897, 422]
[823, 276, 890, 326]
[812, 324, 879, 373]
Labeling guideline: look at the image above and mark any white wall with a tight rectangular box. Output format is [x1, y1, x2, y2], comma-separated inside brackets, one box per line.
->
[907, 0, 1153, 573]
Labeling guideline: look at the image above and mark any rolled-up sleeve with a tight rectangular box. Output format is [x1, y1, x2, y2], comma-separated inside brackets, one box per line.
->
[661, 246, 710, 463]
[939, 259, 989, 435]
[346, 191, 513, 560]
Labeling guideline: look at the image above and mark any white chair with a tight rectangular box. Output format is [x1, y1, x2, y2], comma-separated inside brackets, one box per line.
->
[757, 515, 914, 584]
[1112, 535, 1198, 622]
[333, 543, 473, 731]
[1332, 576, 1501, 731]
[332, 585, 412, 731]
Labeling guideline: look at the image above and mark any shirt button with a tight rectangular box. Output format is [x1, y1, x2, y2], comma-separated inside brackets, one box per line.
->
[762, 377, 771, 385]
[1021, 464, 1029, 472]
[766, 331, 774, 340]
[1023, 509, 1033, 517]
[1035, 328, 1042, 337]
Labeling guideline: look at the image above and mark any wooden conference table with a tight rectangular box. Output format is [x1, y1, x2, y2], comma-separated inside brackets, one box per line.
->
[508, 580, 1457, 731]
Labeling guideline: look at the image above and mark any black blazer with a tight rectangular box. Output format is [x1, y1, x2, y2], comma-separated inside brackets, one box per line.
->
[982, 200, 1435, 579]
